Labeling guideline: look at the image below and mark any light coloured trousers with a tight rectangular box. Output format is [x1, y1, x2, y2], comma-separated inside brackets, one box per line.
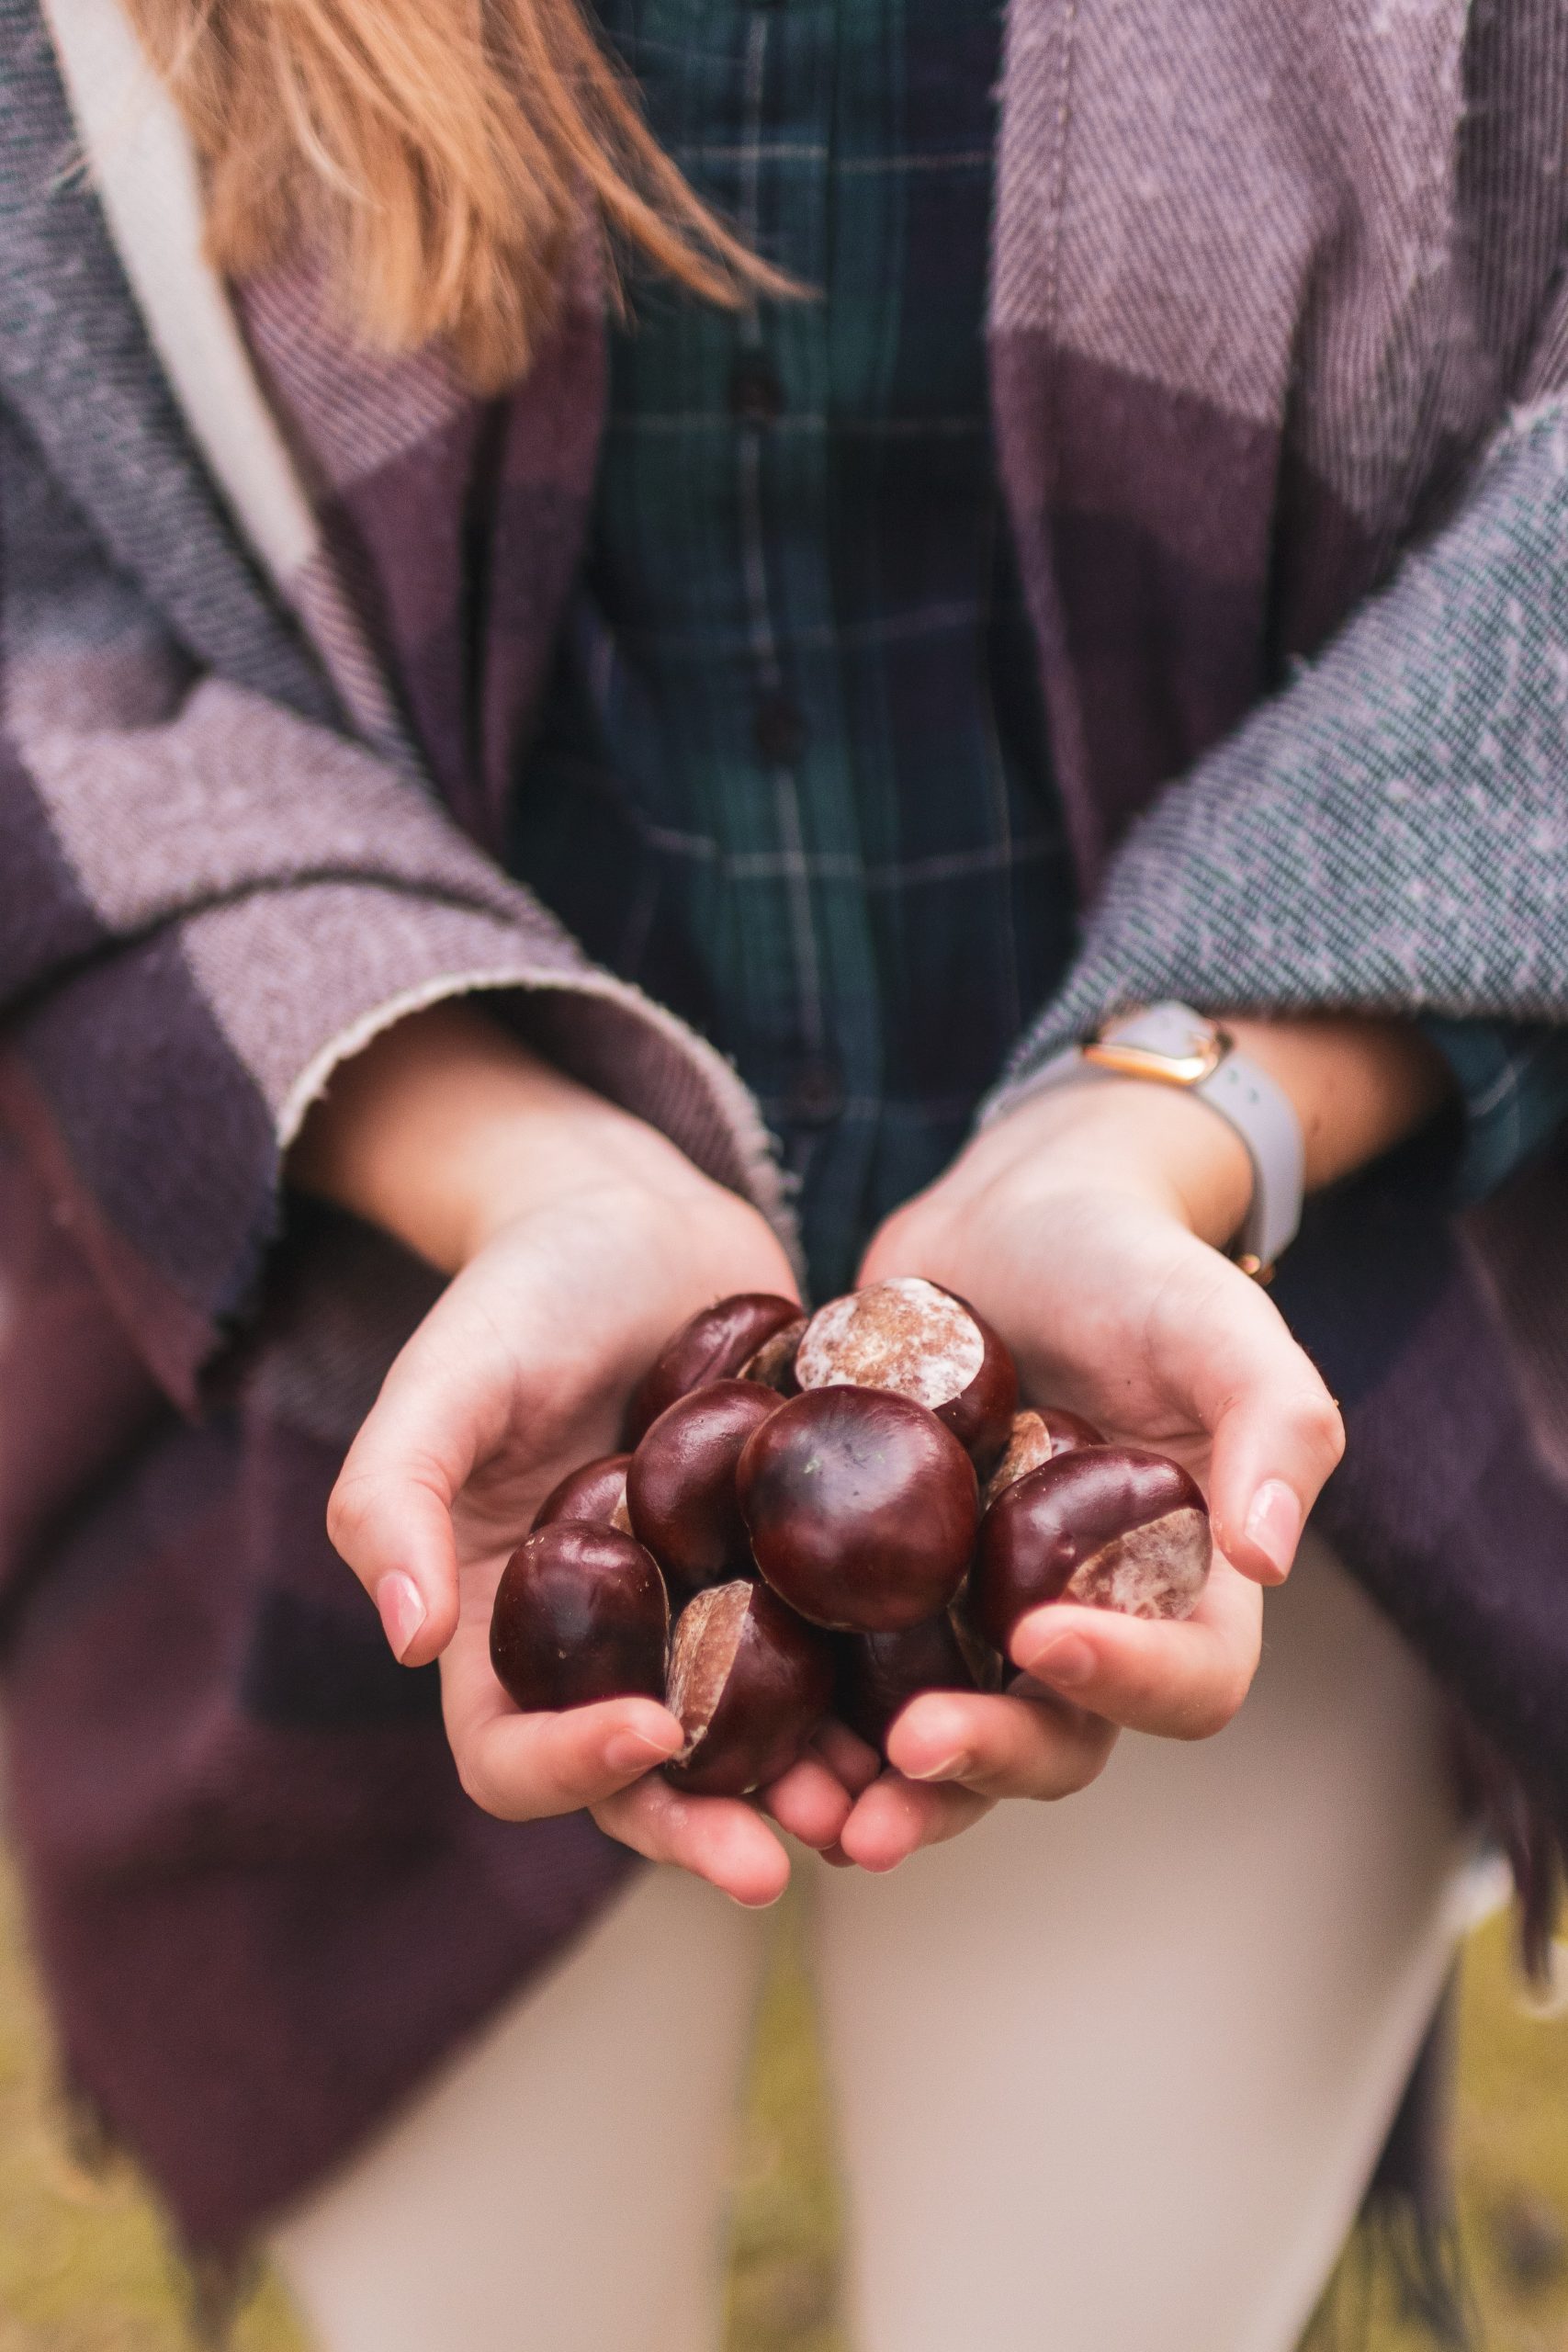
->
[273, 1539, 1478, 2352]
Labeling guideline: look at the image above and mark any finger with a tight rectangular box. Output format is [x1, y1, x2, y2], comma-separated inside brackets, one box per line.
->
[1161, 1260, 1344, 1584]
[446, 1696, 685, 1820]
[1010, 1558, 1263, 1740]
[885, 1689, 1117, 1800]
[593, 1777, 791, 1908]
[817, 1841, 856, 1869]
[810, 1719, 886, 1797]
[327, 1336, 501, 1665]
[837, 1772, 992, 1872]
[760, 1750, 855, 1849]
[329, 1461, 462, 1668]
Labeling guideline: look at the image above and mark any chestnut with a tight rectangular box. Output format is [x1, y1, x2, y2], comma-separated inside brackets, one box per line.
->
[975, 1445, 1212, 1651]
[665, 1578, 835, 1795]
[625, 1293, 803, 1442]
[739, 1316, 807, 1395]
[626, 1379, 780, 1592]
[490, 1523, 670, 1713]
[982, 1408, 1104, 1507]
[737, 1385, 979, 1633]
[794, 1277, 1017, 1470]
[838, 1610, 1002, 1751]
[531, 1452, 632, 1533]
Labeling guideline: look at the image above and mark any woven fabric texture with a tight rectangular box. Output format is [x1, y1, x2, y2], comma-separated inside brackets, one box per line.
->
[5, 0, 1568, 2258]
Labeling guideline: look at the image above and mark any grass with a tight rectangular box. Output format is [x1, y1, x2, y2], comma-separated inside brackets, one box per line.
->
[1302, 1908, 1568, 2352]
[0, 1858, 298, 2352]
[0, 1853, 1564, 2352]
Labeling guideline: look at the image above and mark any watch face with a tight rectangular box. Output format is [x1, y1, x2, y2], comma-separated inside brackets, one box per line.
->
[1106, 1008, 1213, 1055]
[1087, 1009, 1227, 1088]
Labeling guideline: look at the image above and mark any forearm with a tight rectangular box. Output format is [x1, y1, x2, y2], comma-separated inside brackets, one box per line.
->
[992, 1012, 1454, 1255]
[289, 1001, 730, 1273]
[1176, 1009, 1455, 1251]
[1224, 1013, 1453, 1193]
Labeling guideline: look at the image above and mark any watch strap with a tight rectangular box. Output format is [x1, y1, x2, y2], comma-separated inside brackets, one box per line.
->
[1016, 1002, 1305, 1273]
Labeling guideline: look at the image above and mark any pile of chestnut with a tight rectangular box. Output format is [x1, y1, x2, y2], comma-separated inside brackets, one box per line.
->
[490, 1280, 1212, 1796]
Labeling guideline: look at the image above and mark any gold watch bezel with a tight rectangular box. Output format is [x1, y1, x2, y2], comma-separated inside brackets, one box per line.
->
[1080, 1025, 1233, 1090]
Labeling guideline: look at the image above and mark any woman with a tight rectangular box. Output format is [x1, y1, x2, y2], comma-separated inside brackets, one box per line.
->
[4, 0, 1568, 2344]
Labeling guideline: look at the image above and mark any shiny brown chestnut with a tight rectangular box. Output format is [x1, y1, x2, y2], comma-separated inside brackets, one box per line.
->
[490, 1523, 670, 1713]
[981, 1408, 1105, 1507]
[665, 1579, 835, 1795]
[975, 1445, 1212, 1652]
[794, 1277, 1017, 1471]
[838, 1610, 1002, 1752]
[626, 1380, 781, 1591]
[531, 1452, 632, 1533]
[738, 1385, 979, 1633]
[625, 1293, 803, 1443]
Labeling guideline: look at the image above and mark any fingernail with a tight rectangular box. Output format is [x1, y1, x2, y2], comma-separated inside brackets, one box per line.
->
[1021, 1633, 1095, 1689]
[1244, 1480, 1303, 1581]
[905, 1749, 970, 1782]
[605, 1726, 681, 1774]
[375, 1572, 426, 1662]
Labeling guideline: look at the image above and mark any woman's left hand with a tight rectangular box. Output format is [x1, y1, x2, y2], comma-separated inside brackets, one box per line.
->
[829, 1073, 1346, 1871]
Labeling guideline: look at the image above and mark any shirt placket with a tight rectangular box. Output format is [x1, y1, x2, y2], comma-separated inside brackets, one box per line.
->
[731, 0, 895, 1288]
[588, 0, 935, 1295]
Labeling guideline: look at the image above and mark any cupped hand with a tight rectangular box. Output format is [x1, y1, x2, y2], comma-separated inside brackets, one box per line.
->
[831, 1077, 1345, 1871]
[327, 1125, 852, 1907]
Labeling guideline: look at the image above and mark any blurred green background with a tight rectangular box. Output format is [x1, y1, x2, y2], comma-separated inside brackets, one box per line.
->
[0, 1853, 1563, 2352]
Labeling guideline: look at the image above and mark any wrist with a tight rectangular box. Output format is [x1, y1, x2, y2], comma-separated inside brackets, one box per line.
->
[978, 1078, 1255, 1250]
[454, 1101, 730, 1266]
[291, 1000, 726, 1274]
[1218, 1013, 1451, 1190]
[988, 1006, 1454, 1263]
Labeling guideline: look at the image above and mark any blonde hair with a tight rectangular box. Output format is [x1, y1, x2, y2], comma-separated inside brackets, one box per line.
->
[125, 0, 788, 390]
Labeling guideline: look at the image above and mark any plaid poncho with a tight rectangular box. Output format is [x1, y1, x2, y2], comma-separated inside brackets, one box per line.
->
[4, 0, 1568, 2257]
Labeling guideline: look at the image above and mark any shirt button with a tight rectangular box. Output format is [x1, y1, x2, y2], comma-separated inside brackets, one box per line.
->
[786, 1059, 844, 1128]
[729, 356, 784, 425]
[754, 692, 806, 765]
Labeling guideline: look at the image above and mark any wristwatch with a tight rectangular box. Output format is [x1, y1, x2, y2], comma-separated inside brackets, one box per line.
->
[1024, 1002, 1305, 1279]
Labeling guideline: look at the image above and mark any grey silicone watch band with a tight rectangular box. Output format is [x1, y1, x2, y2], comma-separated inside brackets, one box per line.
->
[1014, 1002, 1305, 1271]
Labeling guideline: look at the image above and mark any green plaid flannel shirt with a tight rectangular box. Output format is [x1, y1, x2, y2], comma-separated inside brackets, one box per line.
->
[514, 0, 1568, 1298]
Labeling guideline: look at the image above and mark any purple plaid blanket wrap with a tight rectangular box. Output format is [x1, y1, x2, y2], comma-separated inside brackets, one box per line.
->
[5, 0, 1568, 2256]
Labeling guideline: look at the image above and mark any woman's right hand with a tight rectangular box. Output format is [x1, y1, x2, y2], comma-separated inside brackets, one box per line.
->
[306, 1004, 852, 1907]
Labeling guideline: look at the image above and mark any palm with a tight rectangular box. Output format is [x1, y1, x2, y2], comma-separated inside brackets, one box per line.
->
[975, 1191, 1242, 1472]
[862, 1156, 1340, 1581]
[367, 1178, 797, 1579]
[329, 1169, 844, 1908]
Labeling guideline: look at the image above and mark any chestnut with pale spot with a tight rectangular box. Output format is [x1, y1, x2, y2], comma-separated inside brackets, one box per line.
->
[624, 1293, 803, 1443]
[982, 1408, 1104, 1508]
[738, 1385, 979, 1633]
[664, 1579, 835, 1794]
[839, 1610, 1002, 1753]
[531, 1453, 632, 1533]
[626, 1379, 780, 1592]
[976, 1445, 1212, 1653]
[795, 1277, 1017, 1471]
[490, 1523, 670, 1713]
